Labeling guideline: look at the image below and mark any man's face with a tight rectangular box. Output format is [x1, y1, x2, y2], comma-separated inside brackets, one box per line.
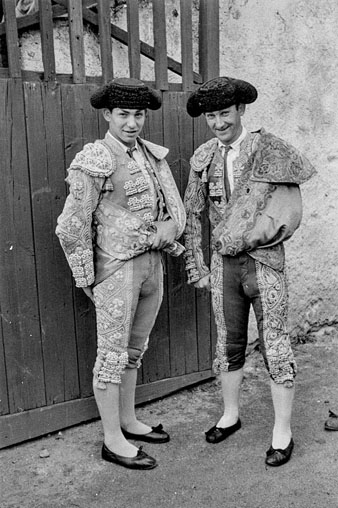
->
[103, 108, 146, 147]
[204, 104, 245, 145]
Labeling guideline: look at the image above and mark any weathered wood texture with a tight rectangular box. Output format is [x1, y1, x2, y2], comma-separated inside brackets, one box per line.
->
[68, 0, 85, 83]
[199, 0, 220, 81]
[153, 0, 168, 90]
[126, 0, 141, 79]
[0, 79, 44, 415]
[2, 0, 21, 77]
[96, 0, 113, 82]
[180, 0, 194, 91]
[38, 0, 56, 81]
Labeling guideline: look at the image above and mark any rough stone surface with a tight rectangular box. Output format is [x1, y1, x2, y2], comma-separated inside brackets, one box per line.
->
[18, 0, 338, 339]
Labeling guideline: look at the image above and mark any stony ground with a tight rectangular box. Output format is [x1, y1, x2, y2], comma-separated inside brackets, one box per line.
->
[1, 333, 338, 508]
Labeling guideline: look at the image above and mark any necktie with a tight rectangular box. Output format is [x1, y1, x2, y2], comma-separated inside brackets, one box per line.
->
[222, 145, 231, 202]
[127, 146, 137, 158]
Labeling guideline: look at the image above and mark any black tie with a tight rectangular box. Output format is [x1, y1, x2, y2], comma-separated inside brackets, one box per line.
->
[127, 146, 137, 158]
[223, 145, 231, 202]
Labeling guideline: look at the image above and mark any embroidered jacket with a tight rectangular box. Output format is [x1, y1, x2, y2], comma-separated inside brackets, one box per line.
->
[56, 132, 186, 287]
[184, 128, 316, 283]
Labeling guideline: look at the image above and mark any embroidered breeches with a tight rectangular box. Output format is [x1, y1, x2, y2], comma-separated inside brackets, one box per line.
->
[211, 252, 297, 385]
[92, 250, 163, 388]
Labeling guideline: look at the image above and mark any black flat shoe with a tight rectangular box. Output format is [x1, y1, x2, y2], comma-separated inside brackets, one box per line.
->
[122, 424, 170, 443]
[324, 410, 338, 431]
[265, 438, 294, 467]
[205, 419, 241, 444]
[101, 443, 157, 469]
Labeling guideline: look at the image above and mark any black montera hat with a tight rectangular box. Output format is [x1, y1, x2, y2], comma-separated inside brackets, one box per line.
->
[90, 78, 162, 111]
[186, 76, 258, 117]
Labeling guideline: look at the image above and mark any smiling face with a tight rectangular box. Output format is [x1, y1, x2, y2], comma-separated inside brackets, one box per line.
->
[204, 103, 245, 145]
[103, 107, 147, 147]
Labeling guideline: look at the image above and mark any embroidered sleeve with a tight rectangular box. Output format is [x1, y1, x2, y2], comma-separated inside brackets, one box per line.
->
[56, 169, 104, 287]
[183, 165, 210, 284]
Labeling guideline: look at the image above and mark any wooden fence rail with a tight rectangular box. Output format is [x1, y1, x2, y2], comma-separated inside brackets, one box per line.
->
[0, 0, 219, 87]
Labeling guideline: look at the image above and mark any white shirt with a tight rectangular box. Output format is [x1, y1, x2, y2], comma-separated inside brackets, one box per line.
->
[107, 131, 144, 165]
[218, 126, 247, 192]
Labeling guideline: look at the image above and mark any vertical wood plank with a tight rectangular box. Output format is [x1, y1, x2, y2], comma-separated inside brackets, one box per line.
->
[180, 0, 194, 91]
[0, 36, 8, 69]
[163, 92, 198, 377]
[38, 0, 56, 81]
[199, 0, 219, 81]
[141, 104, 171, 384]
[2, 0, 21, 77]
[97, 0, 113, 82]
[60, 83, 101, 397]
[0, 314, 9, 415]
[0, 79, 45, 412]
[126, 0, 140, 79]
[68, 0, 86, 83]
[24, 81, 81, 405]
[152, 0, 168, 90]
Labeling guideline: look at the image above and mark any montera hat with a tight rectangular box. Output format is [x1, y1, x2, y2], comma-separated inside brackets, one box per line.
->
[90, 77, 162, 111]
[186, 76, 258, 117]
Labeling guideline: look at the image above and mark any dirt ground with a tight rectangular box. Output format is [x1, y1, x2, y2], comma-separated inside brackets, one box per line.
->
[1, 333, 338, 508]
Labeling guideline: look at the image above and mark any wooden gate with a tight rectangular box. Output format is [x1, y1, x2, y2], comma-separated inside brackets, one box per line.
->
[0, 0, 219, 448]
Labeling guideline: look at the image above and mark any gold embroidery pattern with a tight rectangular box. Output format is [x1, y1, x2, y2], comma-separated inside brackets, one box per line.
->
[93, 263, 133, 387]
[70, 141, 115, 177]
[127, 160, 142, 175]
[209, 180, 223, 197]
[252, 130, 316, 184]
[183, 165, 210, 283]
[141, 212, 156, 224]
[190, 138, 218, 172]
[71, 179, 85, 200]
[128, 194, 153, 212]
[255, 260, 296, 384]
[124, 176, 149, 196]
[68, 247, 94, 287]
[211, 252, 230, 374]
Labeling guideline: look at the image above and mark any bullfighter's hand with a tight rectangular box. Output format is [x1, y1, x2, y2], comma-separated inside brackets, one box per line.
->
[194, 274, 211, 290]
[151, 220, 178, 250]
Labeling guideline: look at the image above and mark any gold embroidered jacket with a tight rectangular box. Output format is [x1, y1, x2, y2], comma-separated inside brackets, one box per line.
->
[56, 132, 186, 287]
[184, 129, 316, 283]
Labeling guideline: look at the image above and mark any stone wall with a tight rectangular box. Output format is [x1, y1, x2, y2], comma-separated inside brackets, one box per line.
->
[17, 0, 338, 340]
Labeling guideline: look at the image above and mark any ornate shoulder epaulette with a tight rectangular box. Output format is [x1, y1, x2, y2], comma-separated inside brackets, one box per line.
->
[251, 130, 316, 185]
[190, 138, 218, 173]
[69, 140, 116, 178]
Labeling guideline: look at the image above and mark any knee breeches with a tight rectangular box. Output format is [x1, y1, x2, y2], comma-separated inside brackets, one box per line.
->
[92, 251, 163, 388]
[211, 252, 297, 385]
